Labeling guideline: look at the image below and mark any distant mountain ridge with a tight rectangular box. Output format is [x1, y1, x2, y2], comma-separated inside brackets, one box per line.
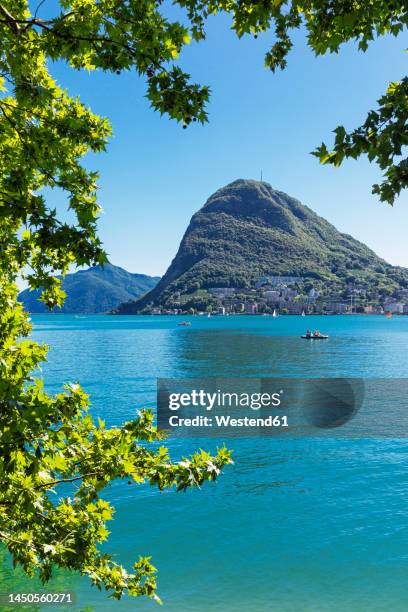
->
[19, 264, 160, 314]
[115, 179, 408, 313]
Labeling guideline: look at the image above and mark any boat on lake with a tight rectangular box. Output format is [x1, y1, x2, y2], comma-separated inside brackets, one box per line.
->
[178, 321, 191, 326]
[301, 331, 328, 339]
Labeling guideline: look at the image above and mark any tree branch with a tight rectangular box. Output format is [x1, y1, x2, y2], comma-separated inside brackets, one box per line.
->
[33, 471, 102, 489]
[0, 4, 20, 35]
[0, 530, 23, 544]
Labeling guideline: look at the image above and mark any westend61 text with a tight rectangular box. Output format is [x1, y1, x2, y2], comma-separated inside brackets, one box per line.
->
[168, 415, 288, 427]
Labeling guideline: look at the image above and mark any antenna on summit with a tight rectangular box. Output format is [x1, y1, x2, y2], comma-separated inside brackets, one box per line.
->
[260, 170, 263, 182]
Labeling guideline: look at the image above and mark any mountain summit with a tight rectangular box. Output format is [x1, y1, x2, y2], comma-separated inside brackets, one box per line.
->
[115, 179, 407, 313]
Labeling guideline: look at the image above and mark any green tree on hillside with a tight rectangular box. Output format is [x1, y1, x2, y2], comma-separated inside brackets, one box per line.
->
[0, 0, 406, 602]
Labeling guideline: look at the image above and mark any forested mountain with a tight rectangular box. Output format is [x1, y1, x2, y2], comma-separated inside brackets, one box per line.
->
[115, 179, 408, 313]
[19, 264, 160, 313]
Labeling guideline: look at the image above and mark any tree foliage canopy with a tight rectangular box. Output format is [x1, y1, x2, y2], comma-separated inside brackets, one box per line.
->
[0, 0, 406, 603]
[0, 0, 234, 600]
[0, 0, 406, 216]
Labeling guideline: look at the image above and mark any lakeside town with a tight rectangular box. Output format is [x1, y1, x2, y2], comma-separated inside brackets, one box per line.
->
[147, 275, 408, 316]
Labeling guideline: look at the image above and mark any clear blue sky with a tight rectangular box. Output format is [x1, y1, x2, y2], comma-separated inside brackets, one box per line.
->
[51, 13, 408, 277]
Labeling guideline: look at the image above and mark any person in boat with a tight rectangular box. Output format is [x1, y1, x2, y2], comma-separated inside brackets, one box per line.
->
[305, 329, 312, 338]
[313, 330, 321, 337]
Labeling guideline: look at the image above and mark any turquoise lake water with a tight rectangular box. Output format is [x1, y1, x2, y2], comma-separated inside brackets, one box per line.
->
[1, 315, 407, 611]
